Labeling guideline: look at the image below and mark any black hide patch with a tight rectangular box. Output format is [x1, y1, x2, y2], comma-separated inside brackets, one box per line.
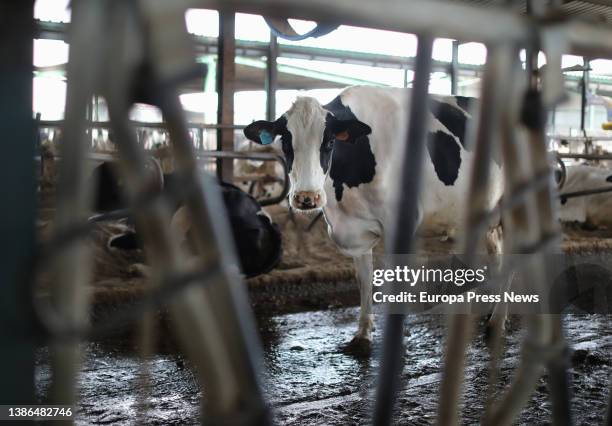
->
[454, 96, 474, 112]
[607, 175, 612, 183]
[276, 116, 294, 172]
[320, 120, 334, 174]
[430, 96, 501, 167]
[243, 116, 294, 172]
[109, 232, 142, 250]
[429, 99, 470, 149]
[428, 131, 462, 186]
[90, 162, 125, 212]
[281, 137, 294, 173]
[323, 96, 377, 201]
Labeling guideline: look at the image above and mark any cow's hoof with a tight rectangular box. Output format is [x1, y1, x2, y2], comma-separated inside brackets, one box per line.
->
[341, 336, 372, 358]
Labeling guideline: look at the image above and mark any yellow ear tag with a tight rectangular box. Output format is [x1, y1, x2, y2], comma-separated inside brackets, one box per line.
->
[335, 131, 349, 141]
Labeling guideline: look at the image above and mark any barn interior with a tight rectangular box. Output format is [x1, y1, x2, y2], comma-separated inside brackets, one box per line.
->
[4, 0, 612, 424]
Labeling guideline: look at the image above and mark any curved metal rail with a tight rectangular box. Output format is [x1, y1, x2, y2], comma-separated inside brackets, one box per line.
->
[194, 150, 290, 206]
[35, 150, 290, 207]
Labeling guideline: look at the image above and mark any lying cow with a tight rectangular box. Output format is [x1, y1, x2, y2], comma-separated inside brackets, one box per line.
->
[244, 86, 504, 350]
[90, 161, 282, 278]
[559, 164, 612, 229]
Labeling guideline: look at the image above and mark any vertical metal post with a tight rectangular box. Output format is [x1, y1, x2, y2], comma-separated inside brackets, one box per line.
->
[0, 0, 37, 408]
[439, 44, 516, 426]
[486, 35, 568, 426]
[451, 40, 459, 95]
[216, 12, 235, 182]
[580, 57, 589, 135]
[266, 33, 278, 121]
[86, 96, 93, 147]
[49, 0, 104, 408]
[373, 34, 433, 426]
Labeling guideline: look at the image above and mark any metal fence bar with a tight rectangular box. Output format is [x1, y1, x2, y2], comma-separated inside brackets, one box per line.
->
[216, 12, 236, 182]
[0, 0, 37, 409]
[438, 42, 517, 426]
[203, 0, 530, 44]
[485, 48, 567, 426]
[202, 0, 612, 61]
[38, 119, 246, 130]
[266, 34, 278, 121]
[105, 5, 267, 423]
[35, 150, 290, 206]
[38, 1, 271, 424]
[153, 85, 269, 426]
[372, 34, 433, 426]
[556, 153, 612, 160]
[47, 0, 105, 409]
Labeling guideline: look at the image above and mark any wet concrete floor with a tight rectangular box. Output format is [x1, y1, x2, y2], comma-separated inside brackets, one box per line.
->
[35, 309, 612, 425]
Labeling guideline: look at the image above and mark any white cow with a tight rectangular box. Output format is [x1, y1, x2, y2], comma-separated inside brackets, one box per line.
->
[244, 86, 504, 350]
[559, 164, 612, 228]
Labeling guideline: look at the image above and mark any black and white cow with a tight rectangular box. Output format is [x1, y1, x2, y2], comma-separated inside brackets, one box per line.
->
[244, 86, 504, 348]
[90, 161, 282, 278]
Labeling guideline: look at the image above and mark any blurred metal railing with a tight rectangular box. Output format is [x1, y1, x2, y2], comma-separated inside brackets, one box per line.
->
[35, 150, 290, 206]
[42, 1, 270, 424]
[38, 119, 246, 130]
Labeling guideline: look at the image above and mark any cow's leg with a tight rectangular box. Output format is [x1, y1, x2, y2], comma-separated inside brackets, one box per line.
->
[344, 251, 374, 355]
[485, 225, 510, 340]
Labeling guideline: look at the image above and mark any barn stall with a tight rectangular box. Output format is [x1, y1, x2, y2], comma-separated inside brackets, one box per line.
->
[4, 0, 612, 425]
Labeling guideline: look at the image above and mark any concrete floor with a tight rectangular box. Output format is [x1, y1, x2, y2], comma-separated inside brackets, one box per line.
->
[34, 308, 612, 425]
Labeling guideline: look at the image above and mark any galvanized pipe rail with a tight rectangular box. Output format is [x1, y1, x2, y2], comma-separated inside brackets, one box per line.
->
[372, 34, 434, 426]
[438, 42, 519, 426]
[550, 136, 612, 143]
[36, 150, 290, 206]
[38, 119, 246, 130]
[45, 1, 269, 424]
[556, 152, 612, 161]
[199, 0, 612, 59]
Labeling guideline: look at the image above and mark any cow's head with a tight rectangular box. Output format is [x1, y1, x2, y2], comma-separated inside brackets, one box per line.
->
[244, 97, 371, 211]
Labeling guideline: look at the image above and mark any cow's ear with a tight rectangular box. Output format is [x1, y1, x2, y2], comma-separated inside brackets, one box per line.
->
[244, 117, 287, 145]
[329, 118, 372, 143]
[244, 120, 276, 145]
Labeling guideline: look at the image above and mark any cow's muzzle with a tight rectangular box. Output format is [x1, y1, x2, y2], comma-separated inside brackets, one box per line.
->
[292, 191, 323, 210]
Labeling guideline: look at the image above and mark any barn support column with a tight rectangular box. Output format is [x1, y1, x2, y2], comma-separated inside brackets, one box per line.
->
[266, 33, 278, 121]
[580, 57, 590, 139]
[451, 40, 459, 94]
[216, 12, 235, 182]
[0, 0, 37, 408]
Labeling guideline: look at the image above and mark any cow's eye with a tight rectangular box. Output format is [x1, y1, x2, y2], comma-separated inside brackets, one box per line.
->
[326, 138, 335, 149]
